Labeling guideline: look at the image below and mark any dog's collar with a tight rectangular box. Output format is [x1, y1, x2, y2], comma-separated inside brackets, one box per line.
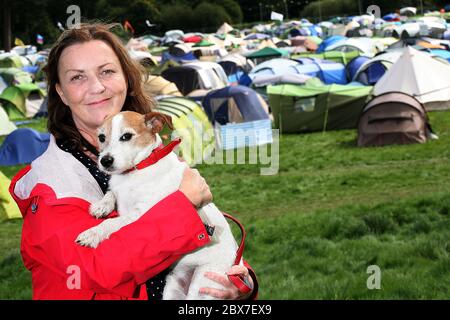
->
[123, 138, 181, 174]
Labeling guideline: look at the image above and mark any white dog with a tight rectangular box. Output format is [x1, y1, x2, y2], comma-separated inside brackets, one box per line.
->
[75, 111, 239, 300]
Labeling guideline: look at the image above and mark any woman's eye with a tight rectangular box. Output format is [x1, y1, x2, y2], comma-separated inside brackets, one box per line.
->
[120, 133, 133, 141]
[98, 134, 106, 143]
[102, 69, 115, 76]
[70, 74, 83, 81]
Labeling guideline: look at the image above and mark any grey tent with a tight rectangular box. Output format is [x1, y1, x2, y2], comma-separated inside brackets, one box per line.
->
[357, 92, 430, 147]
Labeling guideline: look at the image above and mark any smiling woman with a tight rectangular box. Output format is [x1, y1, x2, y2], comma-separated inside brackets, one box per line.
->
[44, 23, 154, 152]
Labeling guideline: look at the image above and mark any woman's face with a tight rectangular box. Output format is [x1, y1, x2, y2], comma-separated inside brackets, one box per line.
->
[56, 40, 127, 133]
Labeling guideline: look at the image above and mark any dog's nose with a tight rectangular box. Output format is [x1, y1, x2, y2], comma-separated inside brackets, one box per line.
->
[100, 155, 114, 168]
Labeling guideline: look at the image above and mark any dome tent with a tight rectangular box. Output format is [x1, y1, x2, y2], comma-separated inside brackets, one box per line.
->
[0, 128, 50, 166]
[202, 85, 270, 125]
[0, 106, 17, 136]
[155, 97, 215, 166]
[357, 92, 430, 147]
[0, 83, 46, 119]
[202, 86, 272, 150]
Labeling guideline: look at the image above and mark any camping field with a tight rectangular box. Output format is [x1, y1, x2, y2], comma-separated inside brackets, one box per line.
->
[0, 111, 449, 300]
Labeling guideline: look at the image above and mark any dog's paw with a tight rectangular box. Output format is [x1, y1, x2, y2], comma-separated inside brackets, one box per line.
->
[90, 201, 114, 219]
[75, 227, 104, 248]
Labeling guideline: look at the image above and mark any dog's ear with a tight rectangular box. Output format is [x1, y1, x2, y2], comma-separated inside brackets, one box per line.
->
[144, 112, 173, 133]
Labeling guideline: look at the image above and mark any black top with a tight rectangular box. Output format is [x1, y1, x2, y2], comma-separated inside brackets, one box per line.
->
[56, 137, 168, 300]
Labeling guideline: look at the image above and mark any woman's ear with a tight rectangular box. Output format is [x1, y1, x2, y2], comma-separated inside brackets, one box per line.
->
[55, 83, 69, 106]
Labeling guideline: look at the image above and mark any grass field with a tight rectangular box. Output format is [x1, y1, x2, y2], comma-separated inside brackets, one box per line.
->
[0, 111, 449, 299]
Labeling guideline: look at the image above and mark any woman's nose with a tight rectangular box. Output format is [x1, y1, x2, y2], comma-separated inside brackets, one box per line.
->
[89, 76, 106, 94]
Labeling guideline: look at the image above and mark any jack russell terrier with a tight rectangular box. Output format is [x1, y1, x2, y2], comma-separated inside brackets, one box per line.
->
[75, 111, 241, 300]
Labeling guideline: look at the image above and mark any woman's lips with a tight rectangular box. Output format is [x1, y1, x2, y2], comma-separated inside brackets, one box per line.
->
[87, 98, 110, 106]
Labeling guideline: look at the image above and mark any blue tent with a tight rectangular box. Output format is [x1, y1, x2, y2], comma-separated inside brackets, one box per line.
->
[0, 128, 50, 165]
[383, 13, 399, 21]
[161, 51, 197, 64]
[316, 35, 346, 53]
[346, 56, 370, 82]
[291, 60, 347, 84]
[202, 86, 269, 125]
[249, 57, 347, 85]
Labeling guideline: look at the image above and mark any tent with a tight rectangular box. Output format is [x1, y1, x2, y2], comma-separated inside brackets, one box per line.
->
[0, 83, 46, 119]
[357, 92, 430, 147]
[202, 86, 272, 149]
[0, 171, 22, 220]
[0, 106, 17, 136]
[0, 54, 28, 68]
[244, 47, 289, 64]
[351, 50, 403, 85]
[292, 50, 360, 65]
[316, 35, 347, 53]
[216, 22, 234, 35]
[161, 61, 227, 96]
[324, 37, 384, 57]
[290, 60, 347, 84]
[373, 47, 450, 111]
[399, 7, 417, 17]
[155, 97, 215, 165]
[345, 56, 370, 82]
[202, 85, 270, 125]
[160, 51, 197, 64]
[248, 57, 347, 85]
[0, 128, 50, 166]
[267, 82, 372, 133]
[0, 67, 33, 86]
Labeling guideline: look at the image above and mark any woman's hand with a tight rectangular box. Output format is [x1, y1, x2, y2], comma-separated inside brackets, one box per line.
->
[199, 265, 254, 300]
[179, 167, 212, 208]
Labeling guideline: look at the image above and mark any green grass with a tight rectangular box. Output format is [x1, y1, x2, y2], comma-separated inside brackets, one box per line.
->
[1, 111, 450, 299]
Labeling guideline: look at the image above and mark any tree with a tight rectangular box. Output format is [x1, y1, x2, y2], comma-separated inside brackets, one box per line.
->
[193, 2, 232, 32]
[213, 0, 243, 24]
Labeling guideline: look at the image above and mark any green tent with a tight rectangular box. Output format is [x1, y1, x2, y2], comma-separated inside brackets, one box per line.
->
[0, 67, 33, 86]
[156, 97, 215, 166]
[0, 55, 25, 68]
[193, 40, 214, 47]
[0, 171, 22, 220]
[0, 106, 17, 136]
[268, 83, 373, 133]
[0, 83, 46, 120]
[291, 50, 360, 65]
[245, 47, 289, 59]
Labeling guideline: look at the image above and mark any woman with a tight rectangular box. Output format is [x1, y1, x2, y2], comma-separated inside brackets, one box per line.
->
[9, 23, 257, 300]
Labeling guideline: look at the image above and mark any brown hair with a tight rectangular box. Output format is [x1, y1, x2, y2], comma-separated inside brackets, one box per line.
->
[44, 23, 154, 151]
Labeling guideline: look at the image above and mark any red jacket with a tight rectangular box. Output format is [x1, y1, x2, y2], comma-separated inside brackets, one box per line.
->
[9, 137, 257, 300]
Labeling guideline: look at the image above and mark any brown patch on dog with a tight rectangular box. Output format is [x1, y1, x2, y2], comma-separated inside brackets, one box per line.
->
[120, 111, 158, 148]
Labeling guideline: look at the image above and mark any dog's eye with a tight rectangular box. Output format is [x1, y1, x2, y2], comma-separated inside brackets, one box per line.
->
[98, 134, 106, 143]
[120, 133, 133, 141]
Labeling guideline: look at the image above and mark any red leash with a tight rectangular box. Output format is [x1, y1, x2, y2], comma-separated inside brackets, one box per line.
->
[222, 212, 253, 294]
